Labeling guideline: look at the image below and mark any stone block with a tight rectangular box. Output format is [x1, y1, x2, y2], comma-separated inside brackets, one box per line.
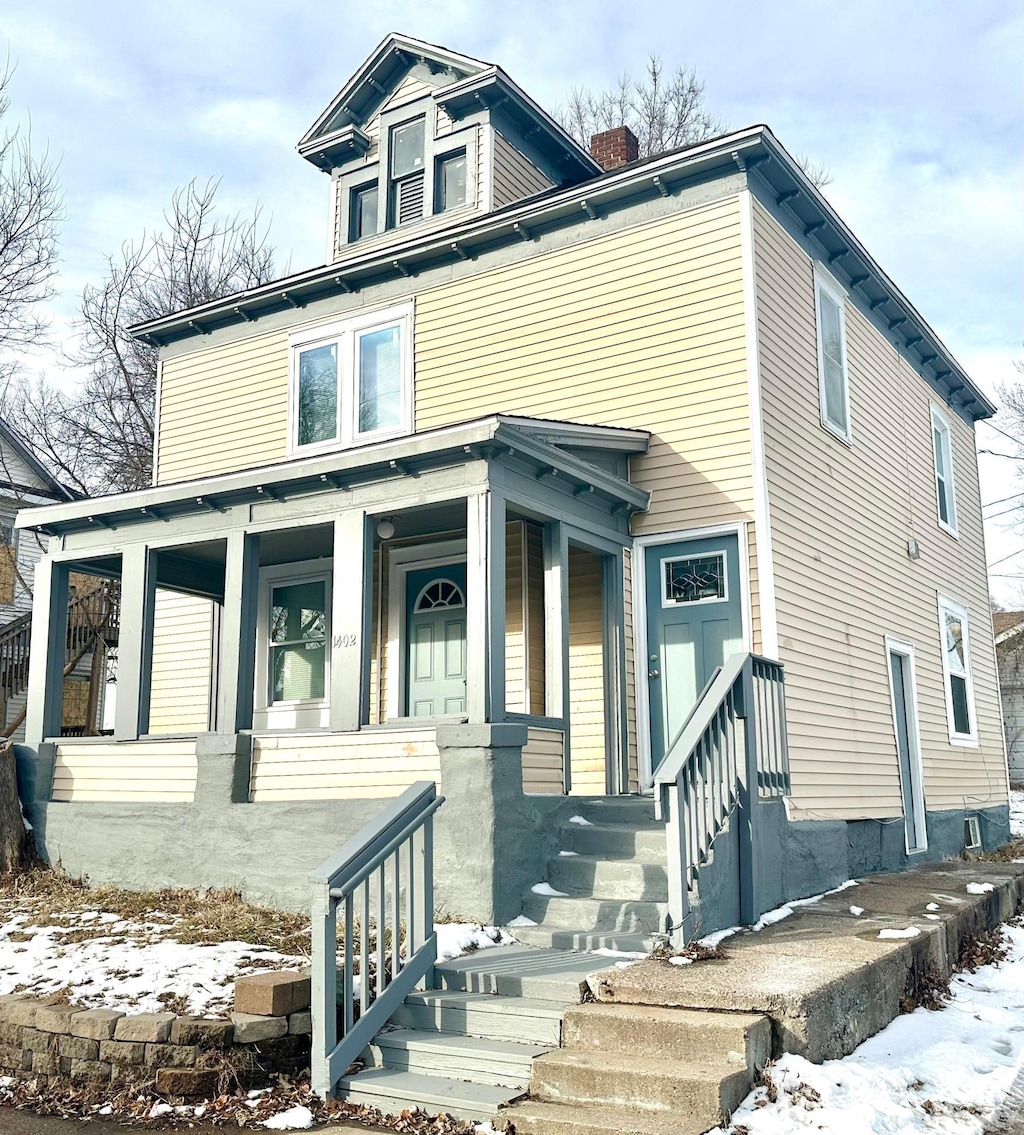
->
[70, 1059, 112, 1083]
[0, 995, 32, 1025]
[57, 1034, 99, 1061]
[170, 1017, 233, 1048]
[110, 1065, 154, 1090]
[4, 999, 44, 1028]
[287, 1010, 312, 1035]
[234, 971, 310, 1016]
[100, 1039, 145, 1065]
[113, 1013, 176, 1043]
[31, 1050, 59, 1075]
[0, 1043, 23, 1070]
[155, 1067, 219, 1098]
[144, 1042, 197, 1068]
[0, 1022, 22, 1046]
[21, 1028, 53, 1053]
[229, 1012, 287, 1044]
[70, 1008, 124, 1040]
[34, 1003, 85, 1034]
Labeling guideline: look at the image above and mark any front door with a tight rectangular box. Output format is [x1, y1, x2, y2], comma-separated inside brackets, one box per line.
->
[645, 534, 743, 775]
[405, 563, 467, 717]
[888, 646, 926, 852]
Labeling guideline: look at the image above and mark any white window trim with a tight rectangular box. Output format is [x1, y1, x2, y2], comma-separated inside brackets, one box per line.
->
[930, 404, 959, 538]
[254, 559, 333, 732]
[884, 636, 928, 854]
[813, 263, 852, 444]
[937, 593, 978, 746]
[287, 301, 414, 458]
[659, 548, 730, 608]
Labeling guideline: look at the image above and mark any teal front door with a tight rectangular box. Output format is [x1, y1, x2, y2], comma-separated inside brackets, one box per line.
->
[645, 534, 743, 774]
[405, 563, 468, 717]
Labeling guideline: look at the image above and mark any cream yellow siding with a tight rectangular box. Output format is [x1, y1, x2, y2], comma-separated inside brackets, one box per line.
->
[505, 520, 528, 713]
[525, 523, 546, 716]
[380, 74, 434, 114]
[492, 133, 553, 208]
[148, 590, 214, 734]
[753, 198, 1005, 821]
[522, 727, 565, 794]
[568, 545, 605, 794]
[52, 740, 197, 802]
[249, 728, 439, 801]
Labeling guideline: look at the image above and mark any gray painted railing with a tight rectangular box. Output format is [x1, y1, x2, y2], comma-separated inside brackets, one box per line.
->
[310, 781, 444, 1099]
[654, 652, 789, 943]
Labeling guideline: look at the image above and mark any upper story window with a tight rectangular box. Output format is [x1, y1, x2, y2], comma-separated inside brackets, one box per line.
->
[931, 405, 958, 536]
[390, 117, 426, 227]
[289, 303, 413, 455]
[813, 265, 851, 443]
[350, 182, 378, 242]
[938, 595, 976, 744]
[435, 149, 467, 213]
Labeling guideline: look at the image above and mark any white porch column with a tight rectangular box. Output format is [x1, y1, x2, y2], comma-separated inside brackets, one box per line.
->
[24, 556, 70, 747]
[114, 544, 157, 740]
[330, 510, 371, 732]
[216, 530, 260, 733]
[543, 521, 571, 790]
[466, 490, 506, 723]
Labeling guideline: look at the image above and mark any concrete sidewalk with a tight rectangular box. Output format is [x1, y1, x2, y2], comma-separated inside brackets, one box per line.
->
[591, 858, 1024, 1063]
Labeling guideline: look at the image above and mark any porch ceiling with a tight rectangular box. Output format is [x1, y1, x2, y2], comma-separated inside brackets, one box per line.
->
[16, 415, 651, 539]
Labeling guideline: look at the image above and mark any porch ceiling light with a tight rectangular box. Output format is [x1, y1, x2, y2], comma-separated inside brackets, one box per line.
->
[376, 519, 396, 540]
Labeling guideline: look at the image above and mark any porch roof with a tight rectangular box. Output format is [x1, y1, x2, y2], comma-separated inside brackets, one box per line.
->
[16, 415, 650, 538]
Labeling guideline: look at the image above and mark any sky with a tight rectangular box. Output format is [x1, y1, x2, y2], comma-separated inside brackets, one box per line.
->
[1, 0, 1022, 594]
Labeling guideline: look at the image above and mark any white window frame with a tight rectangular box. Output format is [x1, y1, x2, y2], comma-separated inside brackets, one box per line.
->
[813, 263, 851, 444]
[253, 559, 333, 732]
[659, 548, 730, 608]
[930, 404, 959, 537]
[287, 301, 414, 458]
[937, 594, 978, 746]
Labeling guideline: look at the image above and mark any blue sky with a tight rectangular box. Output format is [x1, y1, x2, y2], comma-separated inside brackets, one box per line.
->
[2, 0, 1023, 590]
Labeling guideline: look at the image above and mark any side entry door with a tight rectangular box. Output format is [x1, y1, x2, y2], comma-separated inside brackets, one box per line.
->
[405, 563, 468, 717]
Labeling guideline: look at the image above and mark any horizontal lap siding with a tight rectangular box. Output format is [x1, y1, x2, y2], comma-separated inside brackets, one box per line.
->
[493, 133, 553, 208]
[52, 741, 197, 802]
[505, 521, 528, 713]
[249, 729, 440, 801]
[753, 199, 1005, 821]
[522, 727, 565, 794]
[148, 591, 214, 734]
[568, 546, 606, 794]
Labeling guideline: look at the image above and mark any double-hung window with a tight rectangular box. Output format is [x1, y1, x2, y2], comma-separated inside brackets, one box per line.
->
[290, 303, 413, 454]
[349, 182, 378, 242]
[938, 595, 976, 744]
[435, 149, 467, 214]
[813, 265, 851, 442]
[390, 117, 425, 227]
[931, 406, 958, 536]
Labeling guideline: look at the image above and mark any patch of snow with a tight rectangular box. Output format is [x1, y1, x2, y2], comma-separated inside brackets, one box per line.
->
[98, 1105, 112, 1115]
[568, 815, 592, 825]
[849, 906, 864, 916]
[434, 922, 513, 963]
[592, 948, 648, 959]
[262, 1105, 314, 1130]
[1010, 788, 1024, 837]
[531, 882, 569, 897]
[926, 902, 941, 911]
[968, 882, 996, 895]
[699, 925, 742, 949]
[148, 1103, 174, 1118]
[878, 927, 921, 939]
[507, 915, 538, 927]
[925, 914, 941, 921]
[558, 850, 579, 856]
[711, 922, 1024, 1135]
[669, 955, 694, 966]
[749, 881, 859, 932]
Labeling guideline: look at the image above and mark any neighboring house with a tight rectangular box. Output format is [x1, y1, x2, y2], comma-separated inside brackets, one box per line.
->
[994, 612, 1024, 785]
[14, 36, 1009, 938]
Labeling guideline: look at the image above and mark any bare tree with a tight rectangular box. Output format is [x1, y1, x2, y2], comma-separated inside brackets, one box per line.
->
[0, 57, 61, 382]
[8, 179, 276, 495]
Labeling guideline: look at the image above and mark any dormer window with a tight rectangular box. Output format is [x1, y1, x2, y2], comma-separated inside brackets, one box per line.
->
[390, 117, 426, 226]
[435, 149, 467, 213]
[350, 182, 378, 242]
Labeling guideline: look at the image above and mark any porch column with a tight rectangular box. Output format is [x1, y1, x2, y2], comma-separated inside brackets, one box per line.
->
[24, 556, 70, 748]
[216, 530, 260, 733]
[115, 544, 157, 740]
[466, 490, 506, 723]
[602, 549, 630, 794]
[330, 510, 371, 732]
[543, 521, 571, 791]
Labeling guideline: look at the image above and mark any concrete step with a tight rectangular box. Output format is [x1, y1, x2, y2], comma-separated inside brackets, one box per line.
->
[548, 853, 669, 901]
[498, 1099, 709, 1135]
[435, 945, 605, 1004]
[366, 1028, 548, 1089]
[336, 1066, 523, 1122]
[561, 821, 667, 859]
[562, 1003, 770, 1077]
[392, 989, 564, 1045]
[523, 894, 669, 935]
[576, 796, 657, 825]
[511, 924, 655, 953]
[531, 1049, 751, 1123]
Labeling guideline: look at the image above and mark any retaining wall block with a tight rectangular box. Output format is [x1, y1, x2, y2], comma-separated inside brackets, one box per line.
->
[170, 1017, 233, 1048]
[0, 1043, 22, 1070]
[56, 1035, 99, 1061]
[0, 1023, 22, 1046]
[69, 1058, 112, 1083]
[229, 1013, 288, 1044]
[144, 1043, 197, 1068]
[5, 1000, 44, 1028]
[35, 1004, 85, 1034]
[155, 1067, 219, 1098]
[21, 1028, 53, 1054]
[114, 1013, 176, 1043]
[287, 1011, 312, 1036]
[31, 1051, 59, 1075]
[234, 971, 311, 1017]
[71, 1008, 124, 1040]
[0, 995, 31, 1025]
[100, 1039, 145, 1065]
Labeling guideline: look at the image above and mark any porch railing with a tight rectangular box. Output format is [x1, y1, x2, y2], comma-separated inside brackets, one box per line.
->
[654, 652, 790, 944]
[310, 781, 444, 1099]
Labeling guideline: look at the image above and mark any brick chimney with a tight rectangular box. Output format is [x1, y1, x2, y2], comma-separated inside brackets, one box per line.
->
[589, 125, 640, 171]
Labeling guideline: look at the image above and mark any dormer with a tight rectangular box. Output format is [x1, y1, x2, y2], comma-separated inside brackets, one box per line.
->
[297, 34, 601, 259]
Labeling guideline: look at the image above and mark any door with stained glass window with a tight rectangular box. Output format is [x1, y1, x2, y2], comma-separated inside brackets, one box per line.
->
[645, 534, 743, 774]
[405, 564, 467, 717]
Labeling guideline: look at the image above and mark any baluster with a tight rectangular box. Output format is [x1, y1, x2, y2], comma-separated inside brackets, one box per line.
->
[392, 844, 401, 977]
[343, 892, 354, 1035]
[360, 879, 370, 1015]
[376, 862, 386, 998]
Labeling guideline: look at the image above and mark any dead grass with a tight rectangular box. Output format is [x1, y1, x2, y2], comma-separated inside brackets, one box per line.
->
[649, 940, 728, 964]
[980, 837, 1024, 863]
[0, 867, 311, 957]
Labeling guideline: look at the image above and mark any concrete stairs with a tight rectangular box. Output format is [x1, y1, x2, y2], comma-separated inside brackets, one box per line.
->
[514, 796, 671, 952]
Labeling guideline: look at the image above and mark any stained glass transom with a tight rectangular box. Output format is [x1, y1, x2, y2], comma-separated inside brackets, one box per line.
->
[415, 579, 465, 612]
[663, 554, 726, 604]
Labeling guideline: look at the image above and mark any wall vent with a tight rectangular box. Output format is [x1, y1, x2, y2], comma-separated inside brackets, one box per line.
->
[396, 173, 425, 226]
[964, 814, 982, 851]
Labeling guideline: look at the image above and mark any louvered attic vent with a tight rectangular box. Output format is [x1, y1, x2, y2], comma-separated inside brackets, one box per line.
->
[396, 173, 425, 225]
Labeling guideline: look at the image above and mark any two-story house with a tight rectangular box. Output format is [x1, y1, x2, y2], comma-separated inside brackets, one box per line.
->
[15, 35, 1008, 945]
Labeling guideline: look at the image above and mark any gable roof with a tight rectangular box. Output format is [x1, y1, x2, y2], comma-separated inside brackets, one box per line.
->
[0, 417, 77, 502]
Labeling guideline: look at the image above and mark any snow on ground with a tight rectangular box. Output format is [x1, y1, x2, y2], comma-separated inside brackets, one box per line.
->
[434, 922, 514, 962]
[712, 922, 1024, 1135]
[1010, 788, 1024, 837]
[699, 880, 860, 948]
